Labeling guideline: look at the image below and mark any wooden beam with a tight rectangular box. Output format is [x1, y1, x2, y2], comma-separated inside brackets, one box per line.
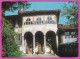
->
[33, 16, 34, 24]
[43, 15, 45, 24]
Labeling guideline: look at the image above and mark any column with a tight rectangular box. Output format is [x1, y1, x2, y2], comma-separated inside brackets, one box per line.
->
[56, 34, 58, 53]
[22, 17, 25, 54]
[44, 35, 46, 54]
[22, 36, 25, 53]
[33, 35, 35, 54]
[24, 39, 26, 53]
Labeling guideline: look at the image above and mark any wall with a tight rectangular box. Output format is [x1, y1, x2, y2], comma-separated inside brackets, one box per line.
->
[63, 35, 77, 44]
[21, 14, 58, 53]
[58, 43, 78, 57]
[23, 14, 58, 35]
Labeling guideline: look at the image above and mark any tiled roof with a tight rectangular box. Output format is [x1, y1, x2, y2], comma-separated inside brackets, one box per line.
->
[5, 9, 60, 18]
[58, 24, 78, 29]
[18, 9, 61, 15]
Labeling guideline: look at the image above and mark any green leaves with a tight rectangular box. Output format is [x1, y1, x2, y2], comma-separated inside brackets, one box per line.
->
[2, 2, 31, 57]
[2, 17, 14, 40]
[2, 2, 31, 12]
[62, 2, 78, 25]
[2, 16, 22, 57]
[8, 51, 22, 57]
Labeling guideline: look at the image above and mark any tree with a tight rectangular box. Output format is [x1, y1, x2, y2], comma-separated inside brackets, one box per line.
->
[2, 2, 31, 12]
[61, 2, 78, 42]
[62, 2, 78, 26]
[2, 17, 22, 57]
[2, 2, 31, 57]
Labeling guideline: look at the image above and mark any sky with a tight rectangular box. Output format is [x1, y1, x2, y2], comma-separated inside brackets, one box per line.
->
[5, 2, 69, 25]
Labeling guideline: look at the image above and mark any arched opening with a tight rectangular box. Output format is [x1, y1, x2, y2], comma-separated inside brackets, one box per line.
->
[35, 31, 44, 54]
[46, 31, 57, 54]
[24, 32, 33, 54]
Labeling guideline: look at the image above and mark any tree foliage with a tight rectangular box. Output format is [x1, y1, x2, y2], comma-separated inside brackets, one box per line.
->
[2, 16, 22, 57]
[2, 2, 31, 12]
[62, 2, 78, 26]
[2, 2, 31, 57]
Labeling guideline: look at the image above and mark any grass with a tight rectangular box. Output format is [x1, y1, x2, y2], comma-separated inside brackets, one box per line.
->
[22, 54, 59, 57]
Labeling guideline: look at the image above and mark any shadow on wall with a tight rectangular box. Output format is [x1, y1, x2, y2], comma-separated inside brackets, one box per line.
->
[58, 42, 78, 57]
[46, 31, 57, 54]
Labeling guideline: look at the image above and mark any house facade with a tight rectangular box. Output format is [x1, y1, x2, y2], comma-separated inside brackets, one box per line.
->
[5, 9, 78, 54]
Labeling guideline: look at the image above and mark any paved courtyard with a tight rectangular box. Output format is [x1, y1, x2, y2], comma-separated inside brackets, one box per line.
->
[22, 54, 59, 57]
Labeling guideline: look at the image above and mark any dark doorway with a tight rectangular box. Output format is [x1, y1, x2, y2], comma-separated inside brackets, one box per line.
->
[46, 31, 57, 54]
[24, 32, 33, 54]
[35, 31, 44, 54]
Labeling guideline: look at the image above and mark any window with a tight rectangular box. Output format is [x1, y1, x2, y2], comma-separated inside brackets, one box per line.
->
[42, 21, 43, 24]
[65, 31, 76, 39]
[52, 20, 54, 23]
[31, 22, 32, 24]
[39, 17, 42, 24]
[26, 19, 28, 24]
[71, 32, 76, 38]
[65, 32, 70, 39]
[67, 32, 70, 38]
[24, 18, 33, 25]
[50, 21, 52, 23]
[45, 21, 48, 24]
[65, 32, 68, 38]
[50, 16, 52, 20]
[36, 17, 43, 24]
[35, 21, 36, 24]
[46, 15, 54, 24]
[47, 16, 49, 20]
[36, 18, 39, 24]
[47, 16, 50, 24]
[28, 18, 31, 24]
[49, 16, 53, 24]
[39, 17, 41, 20]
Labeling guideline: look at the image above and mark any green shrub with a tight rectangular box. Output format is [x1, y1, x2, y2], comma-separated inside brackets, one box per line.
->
[8, 51, 22, 57]
[2, 17, 22, 57]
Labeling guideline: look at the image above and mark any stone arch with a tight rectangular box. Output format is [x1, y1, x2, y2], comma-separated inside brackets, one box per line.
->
[45, 30, 56, 35]
[46, 30, 57, 54]
[35, 31, 44, 54]
[34, 30, 44, 35]
[24, 31, 33, 54]
[24, 30, 33, 35]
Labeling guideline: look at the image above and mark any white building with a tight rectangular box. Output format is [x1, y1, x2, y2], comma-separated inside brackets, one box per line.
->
[5, 9, 78, 54]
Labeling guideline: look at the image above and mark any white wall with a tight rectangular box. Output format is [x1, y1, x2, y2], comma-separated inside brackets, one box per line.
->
[23, 24, 57, 35]
[23, 14, 58, 35]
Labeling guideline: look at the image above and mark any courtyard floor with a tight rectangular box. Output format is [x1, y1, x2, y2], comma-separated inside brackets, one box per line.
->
[22, 54, 59, 57]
